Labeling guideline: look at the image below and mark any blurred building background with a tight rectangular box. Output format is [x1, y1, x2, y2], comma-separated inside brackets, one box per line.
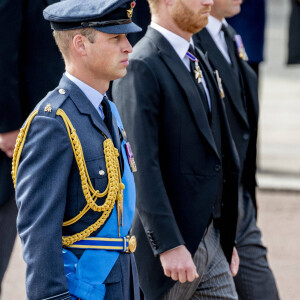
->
[257, 0, 300, 190]
[1, 0, 299, 299]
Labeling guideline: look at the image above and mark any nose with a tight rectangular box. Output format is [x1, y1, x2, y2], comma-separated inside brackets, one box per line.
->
[122, 35, 133, 53]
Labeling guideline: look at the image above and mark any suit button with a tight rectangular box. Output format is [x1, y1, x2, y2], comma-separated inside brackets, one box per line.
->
[214, 164, 221, 172]
[99, 170, 105, 176]
[243, 133, 250, 140]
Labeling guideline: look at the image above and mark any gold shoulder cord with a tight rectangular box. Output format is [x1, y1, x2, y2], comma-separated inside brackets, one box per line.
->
[11, 109, 125, 247]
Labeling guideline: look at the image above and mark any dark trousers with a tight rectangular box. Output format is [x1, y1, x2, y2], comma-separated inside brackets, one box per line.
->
[0, 197, 17, 294]
[234, 188, 280, 300]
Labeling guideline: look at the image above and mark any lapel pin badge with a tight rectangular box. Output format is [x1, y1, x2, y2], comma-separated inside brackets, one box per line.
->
[214, 70, 225, 99]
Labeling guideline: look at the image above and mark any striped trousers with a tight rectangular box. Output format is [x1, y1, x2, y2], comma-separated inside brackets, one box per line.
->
[163, 222, 238, 300]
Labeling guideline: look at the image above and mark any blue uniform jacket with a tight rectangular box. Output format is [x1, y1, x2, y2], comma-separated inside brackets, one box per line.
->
[15, 75, 136, 300]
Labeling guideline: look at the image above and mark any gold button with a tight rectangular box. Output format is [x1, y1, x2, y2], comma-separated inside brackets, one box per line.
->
[99, 170, 105, 176]
[127, 236, 137, 253]
[58, 88, 66, 95]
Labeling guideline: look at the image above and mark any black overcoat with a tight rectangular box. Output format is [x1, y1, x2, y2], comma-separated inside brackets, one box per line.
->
[0, 0, 64, 206]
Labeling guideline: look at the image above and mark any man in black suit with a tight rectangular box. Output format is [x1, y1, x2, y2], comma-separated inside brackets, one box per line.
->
[287, 0, 300, 64]
[193, 1, 280, 299]
[112, 0, 241, 299]
[0, 0, 64, 293]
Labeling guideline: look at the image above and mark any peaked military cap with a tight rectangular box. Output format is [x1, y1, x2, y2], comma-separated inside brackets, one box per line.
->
[43, 0, 142, 34]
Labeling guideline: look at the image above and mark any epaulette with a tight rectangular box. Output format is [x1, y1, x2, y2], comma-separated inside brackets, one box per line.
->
[37, 87, 70, 118]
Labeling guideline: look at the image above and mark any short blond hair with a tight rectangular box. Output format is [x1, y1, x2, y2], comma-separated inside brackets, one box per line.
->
[147, 0, 160, 14]
[53, 28, 96, 61]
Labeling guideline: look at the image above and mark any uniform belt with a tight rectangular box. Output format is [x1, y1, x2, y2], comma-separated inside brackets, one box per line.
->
[63, 235, 137, 253]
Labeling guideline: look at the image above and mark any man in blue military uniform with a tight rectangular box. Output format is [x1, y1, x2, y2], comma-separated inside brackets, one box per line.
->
[13, 0, 141, 299]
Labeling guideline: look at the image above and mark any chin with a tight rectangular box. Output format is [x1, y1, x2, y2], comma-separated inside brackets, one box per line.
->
[112, 70, 127, 81]
[233, 5, 241, 15]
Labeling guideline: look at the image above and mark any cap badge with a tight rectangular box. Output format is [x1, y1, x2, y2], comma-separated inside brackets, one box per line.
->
[127, 1, 136, 18]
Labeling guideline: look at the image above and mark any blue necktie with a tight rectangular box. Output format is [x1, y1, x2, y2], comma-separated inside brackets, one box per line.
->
[98, 100, 105, 120]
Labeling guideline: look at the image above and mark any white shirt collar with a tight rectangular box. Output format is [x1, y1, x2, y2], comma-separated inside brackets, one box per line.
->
[206, 16, 228, 38]
[150, 22, 212, 111]
[206, 16, 231, 64]
[65, 72, 104, 112]
[150, 21, 193, 63]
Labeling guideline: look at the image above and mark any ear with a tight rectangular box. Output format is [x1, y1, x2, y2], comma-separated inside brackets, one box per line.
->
[72, 34, 87, 56]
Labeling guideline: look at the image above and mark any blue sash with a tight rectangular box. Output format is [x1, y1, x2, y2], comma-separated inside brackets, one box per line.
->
[63, 102, 136, 300]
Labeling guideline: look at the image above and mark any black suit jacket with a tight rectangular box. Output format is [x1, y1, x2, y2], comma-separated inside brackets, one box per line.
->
[112, 27, 240, 300]
[193, 27, 259, 209]
[288, 0, 300, 64]
[0, 0, 64, 206]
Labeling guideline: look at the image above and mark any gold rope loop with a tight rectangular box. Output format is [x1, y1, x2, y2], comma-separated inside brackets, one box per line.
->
[12, 110, 39, 187]
[11, 108, 124, 247]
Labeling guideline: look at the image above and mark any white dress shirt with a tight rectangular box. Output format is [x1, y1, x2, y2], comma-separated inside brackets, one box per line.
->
[206, 16, 232, 64]
[65, 72, 105, 119]
[150, 22, 211, 111]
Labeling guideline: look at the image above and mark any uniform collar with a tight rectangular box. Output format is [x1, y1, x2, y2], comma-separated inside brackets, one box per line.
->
[65, 72, 105, 112]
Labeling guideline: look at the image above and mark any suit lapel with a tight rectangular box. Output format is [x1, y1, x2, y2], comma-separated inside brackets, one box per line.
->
[226, 26, 259, 122]
[237, 59, 259, 122]
[145, 28, 219, 158]
[58, 75, 112, 139]
[194, 29, 249, 127]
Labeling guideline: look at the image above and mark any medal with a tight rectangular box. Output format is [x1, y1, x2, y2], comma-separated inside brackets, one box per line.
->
[194, 61, 203, 83]
[125, 142, 137, 172]
[186, 51, 203, 83]
[214, 70, 225, 99]
[234, 35, 248, 61]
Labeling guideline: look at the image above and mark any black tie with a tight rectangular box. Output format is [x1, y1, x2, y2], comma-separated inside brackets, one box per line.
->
[221, 24, 239, 71]
[101, 95, 114, 137]
[188, 45, 211, 121]
[102, 96, 124, 175]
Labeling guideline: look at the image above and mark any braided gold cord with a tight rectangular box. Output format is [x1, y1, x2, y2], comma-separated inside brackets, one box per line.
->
[11, 108, 124, 248]
[55, 109, 124, 246]
[11, 110, 39, 187]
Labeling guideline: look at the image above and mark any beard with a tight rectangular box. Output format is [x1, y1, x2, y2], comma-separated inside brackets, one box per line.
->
[170, 0, 210, 34]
